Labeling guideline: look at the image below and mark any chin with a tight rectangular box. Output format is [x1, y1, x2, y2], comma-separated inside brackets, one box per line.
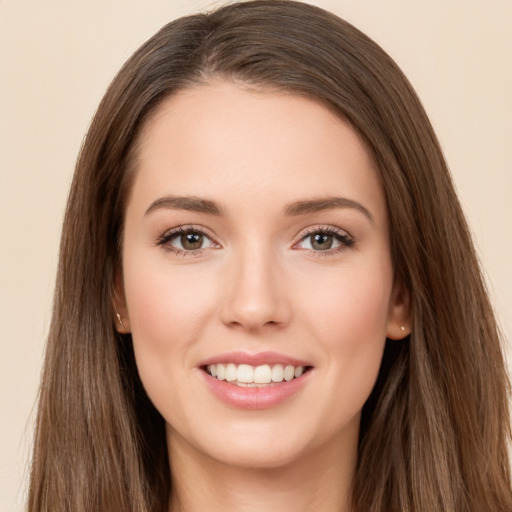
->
[168, 412, 359, 473]
[206, 440, 310, 471]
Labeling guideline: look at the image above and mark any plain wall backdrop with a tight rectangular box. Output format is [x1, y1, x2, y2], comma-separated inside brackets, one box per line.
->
[1, 1, 511, 510]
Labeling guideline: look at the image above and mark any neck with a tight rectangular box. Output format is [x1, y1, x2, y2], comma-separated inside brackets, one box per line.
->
[167, 428, 356, 512]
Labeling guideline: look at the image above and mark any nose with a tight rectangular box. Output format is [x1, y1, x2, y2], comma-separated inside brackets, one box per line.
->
[219, 246, 292, 332]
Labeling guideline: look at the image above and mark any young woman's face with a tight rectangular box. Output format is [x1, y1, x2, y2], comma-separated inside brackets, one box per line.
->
[118, 81, 407, 470]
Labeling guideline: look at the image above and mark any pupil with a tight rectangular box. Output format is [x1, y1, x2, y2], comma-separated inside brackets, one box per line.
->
[312, 233, 332, 250]
[181, 232, 203, 250]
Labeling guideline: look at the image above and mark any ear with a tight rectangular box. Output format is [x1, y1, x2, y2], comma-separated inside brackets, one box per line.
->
[112, 272, 131, 333]
[386, 279, 411, 340]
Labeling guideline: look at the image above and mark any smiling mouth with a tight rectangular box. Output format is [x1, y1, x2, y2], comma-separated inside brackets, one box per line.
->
[204, 363, 311, 387]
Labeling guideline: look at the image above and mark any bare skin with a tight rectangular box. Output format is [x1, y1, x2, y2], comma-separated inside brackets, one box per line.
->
[115, 80, 410, 512]
[168, 425, 355, 512]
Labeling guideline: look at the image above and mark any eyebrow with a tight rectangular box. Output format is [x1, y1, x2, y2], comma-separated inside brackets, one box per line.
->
[145, 195, 225, 216]
[145, 194, 374, 223]
[285, 197, 374, 223]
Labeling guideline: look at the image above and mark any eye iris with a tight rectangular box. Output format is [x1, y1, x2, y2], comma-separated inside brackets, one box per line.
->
[181, 232, 203, 250]
[311, 233, 333, 250]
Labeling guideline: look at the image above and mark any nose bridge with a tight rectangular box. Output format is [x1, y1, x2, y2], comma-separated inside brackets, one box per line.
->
[220, 237, 290, 331]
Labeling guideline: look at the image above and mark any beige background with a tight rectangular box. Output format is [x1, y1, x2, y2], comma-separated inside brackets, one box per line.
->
[1, 1, 511, 510]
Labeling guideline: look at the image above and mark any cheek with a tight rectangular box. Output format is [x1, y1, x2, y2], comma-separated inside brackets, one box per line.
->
[122, 254, 219, 375]
[303, 260, 392, 341]
[121, 255, 224, 424]
[299, 260, 392, 405]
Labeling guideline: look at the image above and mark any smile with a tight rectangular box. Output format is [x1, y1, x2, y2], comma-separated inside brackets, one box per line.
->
[199, 353, 313, 409]
[206, 363, 306, 387]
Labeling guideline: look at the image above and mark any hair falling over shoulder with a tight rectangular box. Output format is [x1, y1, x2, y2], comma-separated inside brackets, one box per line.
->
[28, 1, 512, 511]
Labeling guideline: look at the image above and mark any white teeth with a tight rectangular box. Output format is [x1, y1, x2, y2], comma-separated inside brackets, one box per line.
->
[284, 365, 295, 381]
[237, 364, 254, 383]
[216, 364, 225, 381]
[206, 363, 306, 385]
[271, 364, 284, 382]
[254, 364, 272, 384]
[225, 363, 237, 382]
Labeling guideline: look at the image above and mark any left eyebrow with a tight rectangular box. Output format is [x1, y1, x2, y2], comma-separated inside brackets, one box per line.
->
[284, 197, 374, 224]
[145, 195, 225, 216]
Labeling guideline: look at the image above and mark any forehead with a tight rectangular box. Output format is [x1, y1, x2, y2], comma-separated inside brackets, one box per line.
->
[130, 80, 386, 225]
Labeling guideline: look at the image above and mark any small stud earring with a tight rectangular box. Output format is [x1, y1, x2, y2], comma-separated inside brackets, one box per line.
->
[112, 287, 125, 328]
[400, 326, 406, 332]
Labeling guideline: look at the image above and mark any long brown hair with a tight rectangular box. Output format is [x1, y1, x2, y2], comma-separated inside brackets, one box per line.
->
[28, 1, 511, 511]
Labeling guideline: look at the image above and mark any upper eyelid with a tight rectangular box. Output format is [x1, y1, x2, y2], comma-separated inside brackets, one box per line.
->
[295, 225, 353, 241]
[157, 224, 219, 243]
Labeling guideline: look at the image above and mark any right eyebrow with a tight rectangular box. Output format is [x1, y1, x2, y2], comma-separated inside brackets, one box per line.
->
[145, 195, 225, 216]
[284, 196, 374, 224]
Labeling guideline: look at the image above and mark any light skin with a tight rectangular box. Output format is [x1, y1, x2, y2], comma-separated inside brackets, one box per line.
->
[115, 80, 410, 512]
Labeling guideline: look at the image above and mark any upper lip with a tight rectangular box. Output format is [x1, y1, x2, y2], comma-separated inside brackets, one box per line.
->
[198, 351, 312, 368]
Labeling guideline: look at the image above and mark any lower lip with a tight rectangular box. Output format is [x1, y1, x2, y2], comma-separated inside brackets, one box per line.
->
[201, 370, 311, 410]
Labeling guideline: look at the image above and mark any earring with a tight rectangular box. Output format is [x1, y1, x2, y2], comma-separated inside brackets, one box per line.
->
[400, 326, 406, 332]
[112, 286, 125, 328]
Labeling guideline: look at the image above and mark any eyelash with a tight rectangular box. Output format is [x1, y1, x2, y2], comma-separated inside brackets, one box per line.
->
[155, 225, 355, 257]
[156, 225, 218, 257]
[294, 226, 355, 256]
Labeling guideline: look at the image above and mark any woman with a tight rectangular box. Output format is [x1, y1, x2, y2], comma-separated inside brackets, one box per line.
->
[28, 1, 512, 511]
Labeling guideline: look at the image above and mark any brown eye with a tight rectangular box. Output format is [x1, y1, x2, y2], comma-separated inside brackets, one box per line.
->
[295, 228, 354, 253]
[180, 232, 204, 250]
[157, 228, 217, 254]
[311, 233, 333, 250]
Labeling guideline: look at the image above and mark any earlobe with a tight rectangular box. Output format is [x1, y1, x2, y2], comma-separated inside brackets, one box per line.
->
[112, 273, 131, 333]
[386, 280, 411, 340]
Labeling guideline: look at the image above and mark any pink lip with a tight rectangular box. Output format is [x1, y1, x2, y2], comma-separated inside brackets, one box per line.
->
[197, 351, 313, 410]
[200, 370, 312, 410]
[198, 351, 311, 367]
